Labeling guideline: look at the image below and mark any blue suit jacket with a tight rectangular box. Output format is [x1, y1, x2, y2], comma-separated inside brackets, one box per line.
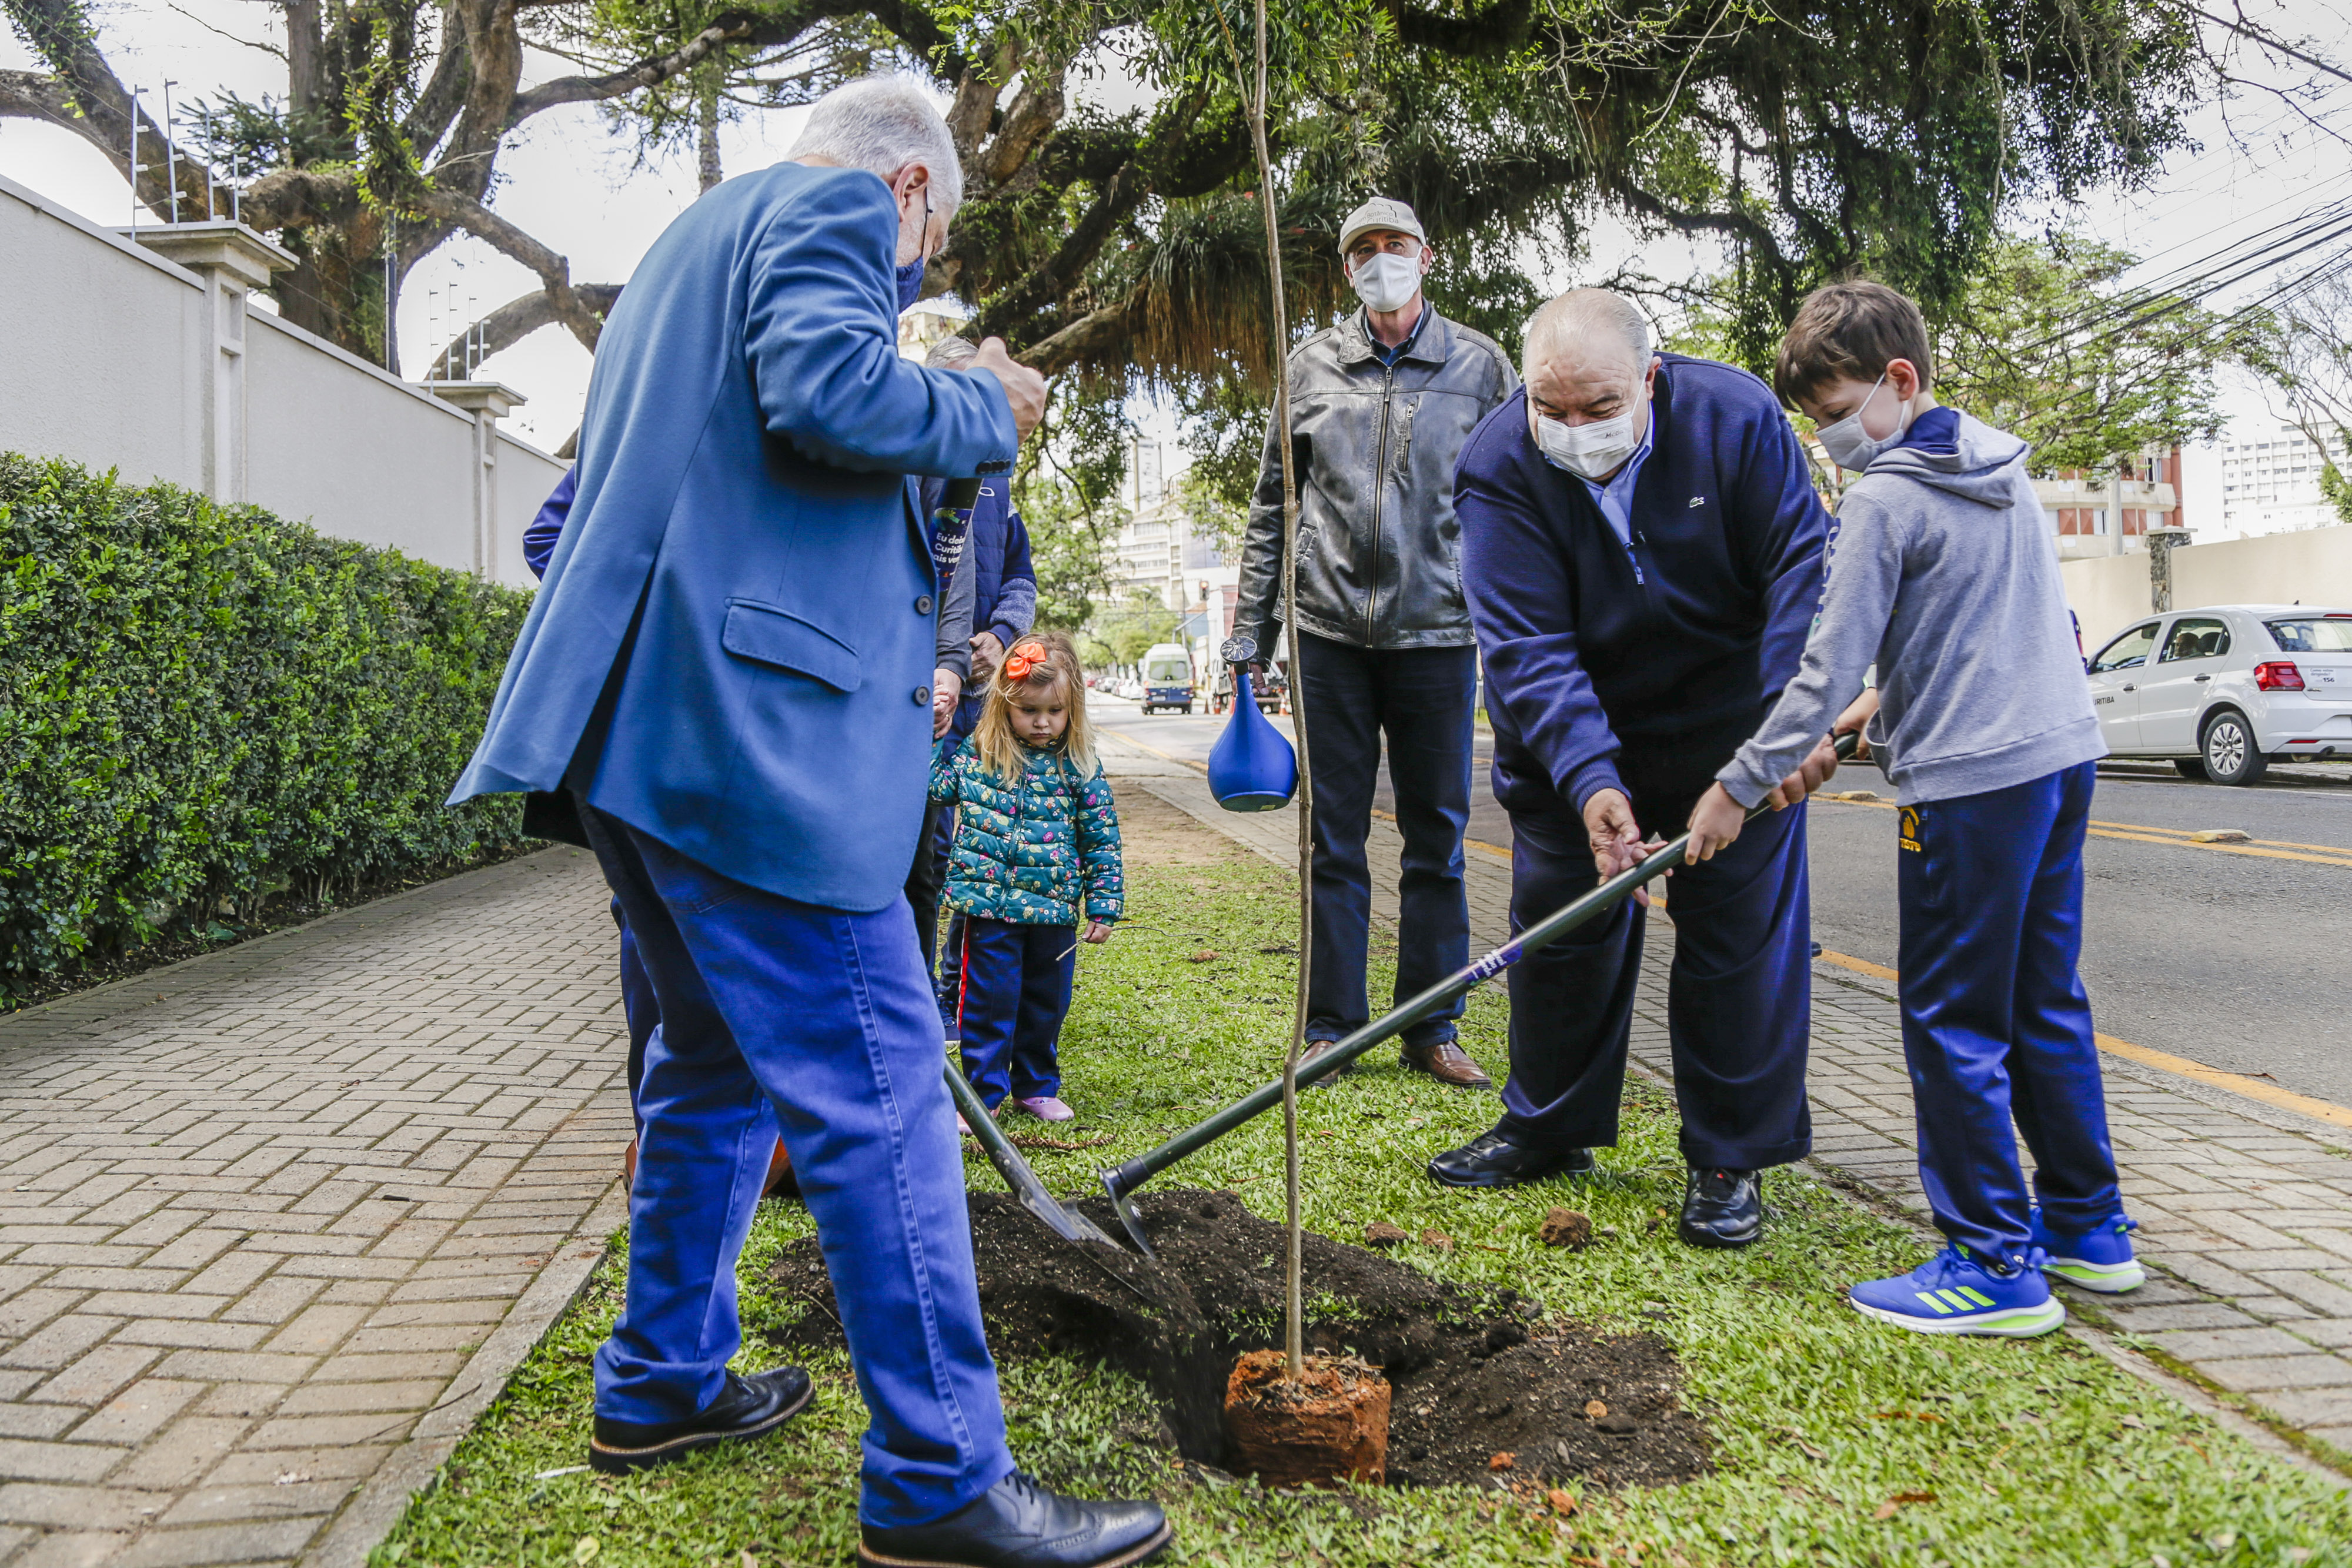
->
[1455, 353, 1828, 817]
[450, 162, 1018, 910]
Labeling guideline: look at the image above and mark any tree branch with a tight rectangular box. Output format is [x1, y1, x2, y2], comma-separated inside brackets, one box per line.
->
[423, 282, 623, 376]
[507, 6, 816, 126]
[412, 187, 607, 349]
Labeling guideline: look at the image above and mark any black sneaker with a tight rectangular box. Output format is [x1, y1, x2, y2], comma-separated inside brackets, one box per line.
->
[589, 1366, 814, 1473]
[1677, 1166, 1762, 1249]
[858, 1469, 1171, 1567]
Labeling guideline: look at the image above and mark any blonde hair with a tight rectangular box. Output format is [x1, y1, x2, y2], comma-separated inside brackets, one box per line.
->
[970, 630, 1097, 780]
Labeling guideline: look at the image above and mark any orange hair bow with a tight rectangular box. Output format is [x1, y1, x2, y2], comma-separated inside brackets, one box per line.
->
[1003, 639, 1050, 683]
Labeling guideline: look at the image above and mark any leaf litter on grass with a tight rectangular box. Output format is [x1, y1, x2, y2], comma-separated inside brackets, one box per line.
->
[374, 797, 2352, 1567]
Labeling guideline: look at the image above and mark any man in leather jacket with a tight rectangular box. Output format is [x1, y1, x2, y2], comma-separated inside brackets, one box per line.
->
[1231, 197, 1518, 1089]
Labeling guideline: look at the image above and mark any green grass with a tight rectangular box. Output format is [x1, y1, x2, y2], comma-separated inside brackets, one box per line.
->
[375, 846, 2352, 1567]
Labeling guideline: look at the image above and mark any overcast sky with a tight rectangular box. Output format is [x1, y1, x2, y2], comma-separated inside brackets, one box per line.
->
[4, 0, 2348, 514]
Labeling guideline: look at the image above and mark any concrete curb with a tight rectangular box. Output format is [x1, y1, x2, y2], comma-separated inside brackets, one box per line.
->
[299, 1181, 630, 1568]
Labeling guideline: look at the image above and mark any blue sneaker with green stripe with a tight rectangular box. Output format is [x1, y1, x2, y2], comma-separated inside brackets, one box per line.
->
[2029, 1209, 2144, 1294]
[1848, 1246, 2065, 1338]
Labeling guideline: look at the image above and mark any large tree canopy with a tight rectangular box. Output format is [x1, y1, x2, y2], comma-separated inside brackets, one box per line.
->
[4, 0, 2204, 433]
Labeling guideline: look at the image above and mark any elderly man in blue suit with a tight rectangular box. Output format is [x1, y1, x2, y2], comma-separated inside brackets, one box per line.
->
[451, 79, 1168, 1568]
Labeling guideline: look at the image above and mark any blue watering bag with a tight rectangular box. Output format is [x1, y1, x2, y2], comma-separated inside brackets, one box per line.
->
[1207, 667, 1298, 811]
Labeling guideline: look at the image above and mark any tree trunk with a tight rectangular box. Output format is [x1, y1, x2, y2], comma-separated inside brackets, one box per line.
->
[697, 79, 722, 193]
[1238, 0, 1313, 1386]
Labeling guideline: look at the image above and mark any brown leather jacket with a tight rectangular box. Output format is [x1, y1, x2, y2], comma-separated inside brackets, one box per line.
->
[1232, 307, 1519, 654]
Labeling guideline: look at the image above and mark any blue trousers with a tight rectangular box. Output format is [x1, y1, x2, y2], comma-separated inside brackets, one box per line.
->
[1498, 736, 1813, 1169]
[579, 804, 1010, 1528]
[613, 898, 659, 1125]
[955, 917, 1075, 1106]
[1898, 761, 2120, 1259]
[1292, 633, 1476, 1046]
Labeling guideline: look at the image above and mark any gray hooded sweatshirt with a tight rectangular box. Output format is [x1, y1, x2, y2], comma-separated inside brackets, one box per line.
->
[1718, 409, 2104, 808]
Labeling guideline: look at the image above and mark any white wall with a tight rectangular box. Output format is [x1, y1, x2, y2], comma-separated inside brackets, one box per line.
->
[0, 173, 559, 587]
[2063, 524, 2352, 646]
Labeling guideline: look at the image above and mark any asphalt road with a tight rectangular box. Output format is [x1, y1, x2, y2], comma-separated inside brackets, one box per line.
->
[1093, 695, 2352, 1109]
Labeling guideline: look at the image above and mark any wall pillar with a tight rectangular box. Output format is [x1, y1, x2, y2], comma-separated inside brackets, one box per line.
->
[2147, 526, 2193, 613]
[425, 381, 526, 577]
[122, 222, 296, 504]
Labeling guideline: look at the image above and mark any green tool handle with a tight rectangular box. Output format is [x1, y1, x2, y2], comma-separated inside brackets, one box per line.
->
[1101, 731, 1862, 1200]
[945, 1061, 1037, 1198]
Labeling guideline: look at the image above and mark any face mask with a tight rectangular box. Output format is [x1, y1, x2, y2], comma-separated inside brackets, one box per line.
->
[1349, 252, 1422, 315]
[1814, 369, 1910, 472]
[896, 190, 933, 313]
[1536, 407, 1641, 481]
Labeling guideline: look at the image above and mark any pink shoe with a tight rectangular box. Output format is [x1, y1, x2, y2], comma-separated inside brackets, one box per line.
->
[956, 1114, 973, 1136]
[1014, 1096, 1074, 1123]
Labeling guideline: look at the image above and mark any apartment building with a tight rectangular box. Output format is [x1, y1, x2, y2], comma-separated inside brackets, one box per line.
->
[2219, 422, 2350, 539]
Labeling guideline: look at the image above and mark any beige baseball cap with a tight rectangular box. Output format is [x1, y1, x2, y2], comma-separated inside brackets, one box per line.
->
[1337, 196, 1427, 256]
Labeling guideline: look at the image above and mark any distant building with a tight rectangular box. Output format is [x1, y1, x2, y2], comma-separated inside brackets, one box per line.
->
[1102, 440, 1242, 671]
[897, 300, 967, 360]
[2219, 422, 2350, 539]
[2036, 448, 2181, 560]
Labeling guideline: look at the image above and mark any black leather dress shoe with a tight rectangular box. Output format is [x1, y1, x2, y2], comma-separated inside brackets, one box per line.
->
[1426, 1127, 1595, 1189]
[589, 1366, 814, 1473]
[1678, 1166, 1763, 1248]
[858, 1470, 1171, 1568]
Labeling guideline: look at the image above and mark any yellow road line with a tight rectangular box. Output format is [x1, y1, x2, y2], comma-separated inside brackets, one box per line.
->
[2090, 819, 2352, 858]
[1816, 795, 2352, 869]
[1814, 949, 2352, 1132]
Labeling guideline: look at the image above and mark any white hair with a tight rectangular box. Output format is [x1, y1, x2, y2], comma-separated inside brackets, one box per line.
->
[789, 76, 965, 215]
[924, 335, 979, 369]
[1523, 287, 1652, 377]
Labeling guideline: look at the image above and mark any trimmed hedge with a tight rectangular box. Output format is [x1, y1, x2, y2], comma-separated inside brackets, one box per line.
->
[1, 453, 532, 998]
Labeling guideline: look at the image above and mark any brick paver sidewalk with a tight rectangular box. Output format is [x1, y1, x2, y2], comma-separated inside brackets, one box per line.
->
[0, 847, 630, 1568]
[1102, 733, 2352, 1467]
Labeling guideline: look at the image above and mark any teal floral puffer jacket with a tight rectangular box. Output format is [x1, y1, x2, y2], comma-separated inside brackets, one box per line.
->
[930, 740, 1124, 927]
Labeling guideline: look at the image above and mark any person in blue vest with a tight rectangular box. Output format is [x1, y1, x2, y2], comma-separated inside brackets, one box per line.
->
[905, 337, 1039, 1013]
[1438, 288, 1838, 1251]
[449, 78, 1169, 1568]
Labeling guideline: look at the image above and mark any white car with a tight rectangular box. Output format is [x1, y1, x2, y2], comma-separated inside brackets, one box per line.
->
[2084, 603, 2352, 784]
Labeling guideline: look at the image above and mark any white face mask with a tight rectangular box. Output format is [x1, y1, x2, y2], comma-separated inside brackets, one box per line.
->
[1349, 252, 1422, 315]
[1536, 407, 1641, 481]
[1815, 369, 1910, 472]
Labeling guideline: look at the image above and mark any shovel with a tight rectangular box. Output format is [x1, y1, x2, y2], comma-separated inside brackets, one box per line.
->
[1091, 733, 1862, 1258]
[943, 1062, 1122, 1248]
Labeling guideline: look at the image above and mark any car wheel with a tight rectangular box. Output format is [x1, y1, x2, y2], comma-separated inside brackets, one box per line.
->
[2172, 757, 2210, 781]
[2201, 710, 2269, 786]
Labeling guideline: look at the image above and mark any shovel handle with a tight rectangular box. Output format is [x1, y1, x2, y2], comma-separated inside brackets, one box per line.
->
[1100, 731, 1861, 1201]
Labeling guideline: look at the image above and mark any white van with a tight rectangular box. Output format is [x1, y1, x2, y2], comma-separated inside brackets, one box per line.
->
[1140, 643, 1196, 715]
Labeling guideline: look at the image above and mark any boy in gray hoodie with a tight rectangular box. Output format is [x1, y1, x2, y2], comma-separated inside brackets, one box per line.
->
[1686, 280, 2141, 1337]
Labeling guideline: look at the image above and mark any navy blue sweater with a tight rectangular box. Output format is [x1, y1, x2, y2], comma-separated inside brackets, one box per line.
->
[1455, 353, 1829, 817]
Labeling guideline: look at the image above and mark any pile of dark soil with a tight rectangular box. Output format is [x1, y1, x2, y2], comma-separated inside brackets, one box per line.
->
[763, 1188, 1709, 1490]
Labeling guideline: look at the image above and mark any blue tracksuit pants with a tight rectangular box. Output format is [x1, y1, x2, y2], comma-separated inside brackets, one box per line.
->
[1293, 633, 1478, 1047]
[1498, 736, 1813, 1169]
[955, 917, 1076, 1106]
[613, 898, 658, 1124]
[1897, 760, 2120, 1261]
[579, 804, 1010, 1529]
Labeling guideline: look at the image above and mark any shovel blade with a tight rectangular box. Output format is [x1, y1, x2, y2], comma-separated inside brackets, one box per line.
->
[944, 1064, 1122, 1250]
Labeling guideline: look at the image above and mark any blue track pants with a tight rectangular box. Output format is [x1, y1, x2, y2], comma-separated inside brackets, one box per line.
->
[1898, 761, 2121, 1260]
[955, 917, 1075, 1107]
[1498, 732, 1813, 1169]
[579, 804, 1010, 1528]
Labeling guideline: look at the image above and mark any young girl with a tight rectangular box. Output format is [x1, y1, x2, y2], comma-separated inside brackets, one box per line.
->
[930, 632, 1123, 1121]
